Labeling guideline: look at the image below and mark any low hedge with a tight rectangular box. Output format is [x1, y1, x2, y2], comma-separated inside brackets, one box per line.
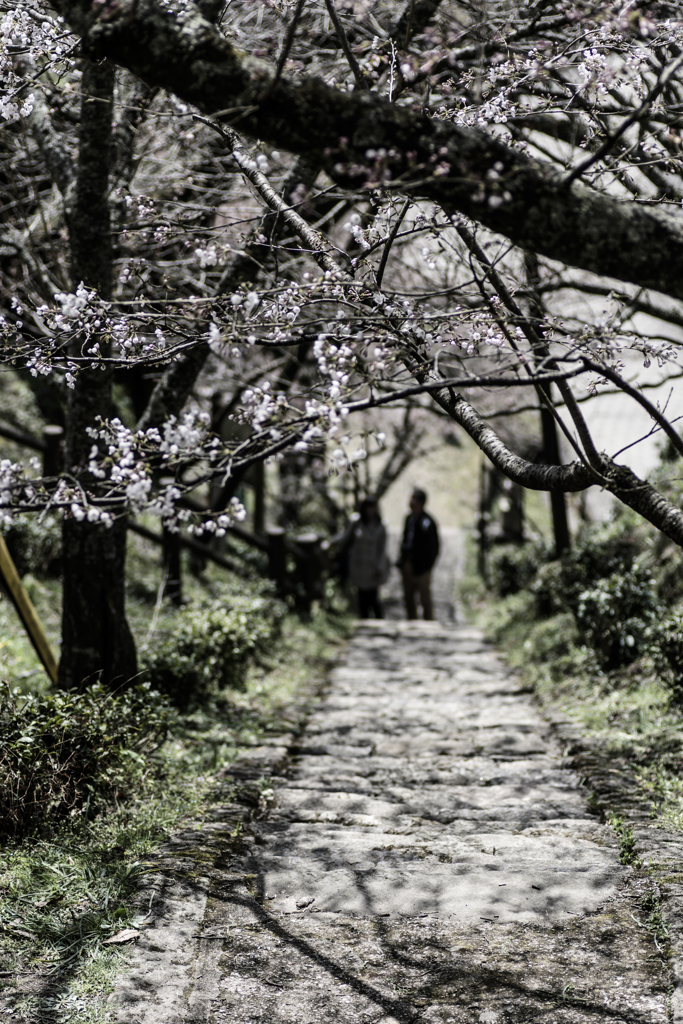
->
[141, 591, 286, 708]
[0, 681, 173, 838]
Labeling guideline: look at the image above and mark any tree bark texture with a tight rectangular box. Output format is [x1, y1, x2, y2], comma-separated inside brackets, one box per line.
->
[50, 0, 683, 302]
[59, 59, 137, 690]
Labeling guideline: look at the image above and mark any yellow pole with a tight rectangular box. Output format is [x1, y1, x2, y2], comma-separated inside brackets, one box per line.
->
[0, 534, 59, 685]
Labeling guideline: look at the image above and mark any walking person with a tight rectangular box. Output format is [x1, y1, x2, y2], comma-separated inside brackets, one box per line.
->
[398, 489, 440, 620]
[345, 496, 389, 619]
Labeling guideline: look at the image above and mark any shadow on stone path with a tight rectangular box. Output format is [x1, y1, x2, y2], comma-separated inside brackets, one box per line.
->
[116, 620, 669, 1024]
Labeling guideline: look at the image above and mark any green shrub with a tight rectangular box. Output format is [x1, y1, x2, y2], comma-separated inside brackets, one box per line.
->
[2, 513, 62, 577]
[532, 525, 644, 618]
[490, 542, 550, 598]
[647, 613, 683, 706]
[0, 681, 173, 838]
[141, 591, 286, 707]
[574, 565, 660, 669]
[531, 561, 566, 617]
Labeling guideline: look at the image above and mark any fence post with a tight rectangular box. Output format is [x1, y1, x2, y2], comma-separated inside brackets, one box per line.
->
[162, 526, 183, 605]
[267, 527, 287, 593]
[42, 425, 64, 477]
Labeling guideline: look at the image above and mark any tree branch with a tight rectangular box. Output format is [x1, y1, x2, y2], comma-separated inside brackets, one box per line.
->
[563, 52, 683, 189]
[137, 151, 323, 432]
[194, 117, 344, 275]
[323, 0, 369, 90]
[409, 377, 683, 547]
[581, 357, 683, 461]
[49, 0, 683, 301]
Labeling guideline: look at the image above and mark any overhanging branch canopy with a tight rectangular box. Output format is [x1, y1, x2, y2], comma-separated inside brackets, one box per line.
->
[51, 0, 683, 301]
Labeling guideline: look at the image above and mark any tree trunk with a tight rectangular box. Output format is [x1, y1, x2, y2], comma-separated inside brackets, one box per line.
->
[60, 516, 137, 689]
[540, 403, 570, 556]
[58, 59, 137, 690]
[522, 253, 570, 557]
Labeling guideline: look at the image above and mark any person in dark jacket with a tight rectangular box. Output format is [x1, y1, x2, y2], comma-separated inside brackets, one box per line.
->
[397, 489, 440, 620]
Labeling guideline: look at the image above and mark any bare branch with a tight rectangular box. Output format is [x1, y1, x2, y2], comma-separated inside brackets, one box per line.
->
[563, 52, 683, 188]
[581, 357, 683, 461]
[194, 116, 344, 276]
[323, 0, 369, 90]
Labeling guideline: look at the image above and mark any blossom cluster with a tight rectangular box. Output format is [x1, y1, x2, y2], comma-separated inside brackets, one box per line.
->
[0, 6, 66, 123]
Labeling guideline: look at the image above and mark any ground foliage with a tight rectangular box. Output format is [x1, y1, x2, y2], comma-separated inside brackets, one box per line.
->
[142, 586, 287, 707]
[491, 517, 664, 670]
[0, 680, 172, 839]
[485, 507, 683, 834]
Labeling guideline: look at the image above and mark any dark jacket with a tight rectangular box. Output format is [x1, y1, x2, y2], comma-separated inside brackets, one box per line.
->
[398, 511, 439, 576]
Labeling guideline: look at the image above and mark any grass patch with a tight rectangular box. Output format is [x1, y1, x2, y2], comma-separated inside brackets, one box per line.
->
[607, 813, 642, 867]
[0, 576, 61, 699]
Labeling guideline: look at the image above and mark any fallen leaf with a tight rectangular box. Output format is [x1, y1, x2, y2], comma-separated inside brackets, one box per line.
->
[103, 928, 140, 944]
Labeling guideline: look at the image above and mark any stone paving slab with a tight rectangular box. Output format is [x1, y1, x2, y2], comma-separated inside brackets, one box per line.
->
[115, 622, 671, 1023]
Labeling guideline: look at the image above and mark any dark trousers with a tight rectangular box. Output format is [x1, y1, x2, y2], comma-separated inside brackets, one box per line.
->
[358, 588, 384, 619]
[401, 562, 434, 620]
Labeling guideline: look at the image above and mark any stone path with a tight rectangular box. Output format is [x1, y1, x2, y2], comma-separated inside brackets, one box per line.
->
[116, 621, 670, 1024]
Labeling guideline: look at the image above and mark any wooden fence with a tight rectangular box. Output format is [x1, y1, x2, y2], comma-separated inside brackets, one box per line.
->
[128, 520, 327, 614]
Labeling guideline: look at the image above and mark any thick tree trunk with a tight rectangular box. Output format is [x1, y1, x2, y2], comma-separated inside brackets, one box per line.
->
[60, 516, 137, 689]
[58, 59, 137, 690]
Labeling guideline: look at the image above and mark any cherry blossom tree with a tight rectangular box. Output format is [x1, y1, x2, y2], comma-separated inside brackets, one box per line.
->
[2, 0, 683, 686]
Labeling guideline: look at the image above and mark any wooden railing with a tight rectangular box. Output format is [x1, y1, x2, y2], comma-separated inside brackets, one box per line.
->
[128, 521, 328, 614]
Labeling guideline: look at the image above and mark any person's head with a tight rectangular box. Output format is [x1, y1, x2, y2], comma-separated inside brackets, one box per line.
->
[410, 489, 427, 515]
[359, 496, 379, 523]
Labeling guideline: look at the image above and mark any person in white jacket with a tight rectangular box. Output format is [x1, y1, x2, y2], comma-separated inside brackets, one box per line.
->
[346, 496, 389, 619]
